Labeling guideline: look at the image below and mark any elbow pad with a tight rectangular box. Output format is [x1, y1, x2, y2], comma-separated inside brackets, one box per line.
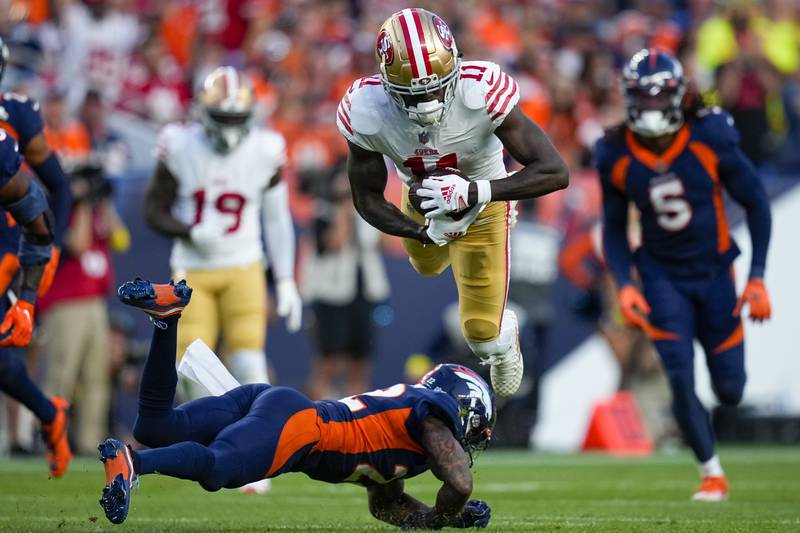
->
[4, 179, 48, 225]
[7, 181, 54, 266]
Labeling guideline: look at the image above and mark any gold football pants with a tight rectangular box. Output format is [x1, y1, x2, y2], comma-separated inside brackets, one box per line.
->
[402, 186, 510, 343]
[174, 260, 267, 360]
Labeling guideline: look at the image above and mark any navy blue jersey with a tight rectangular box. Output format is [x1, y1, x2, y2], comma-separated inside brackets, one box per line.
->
[0, 92, 44, 152]
[0, 93, 44, 254]
[283, 384, 460, 486]
[0, 131, 21, 188]
[596, 109, 771, 281]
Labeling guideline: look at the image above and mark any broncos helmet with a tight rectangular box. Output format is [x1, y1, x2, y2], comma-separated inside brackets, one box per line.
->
[623, 48, 686, 138]
[419, 364, 495, 465]
[0, 37, 8, 86]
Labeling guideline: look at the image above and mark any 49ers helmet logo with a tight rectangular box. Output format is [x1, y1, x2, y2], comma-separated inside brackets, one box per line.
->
[377, 29, 394, 65]
[433, 15, 453, 50]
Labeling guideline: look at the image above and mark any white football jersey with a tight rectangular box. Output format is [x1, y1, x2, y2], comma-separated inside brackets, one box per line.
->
[336, 61, 520, 186]
[156, 122, 286, 271]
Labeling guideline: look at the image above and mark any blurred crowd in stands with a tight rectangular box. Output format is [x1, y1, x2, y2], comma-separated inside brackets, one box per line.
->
[0, 0, 798, 452]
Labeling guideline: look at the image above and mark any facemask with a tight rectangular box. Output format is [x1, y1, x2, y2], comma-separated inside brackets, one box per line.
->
[407, 99, 445, 127]
[219, 127, 247, 151]
[633, 110, 677, 138]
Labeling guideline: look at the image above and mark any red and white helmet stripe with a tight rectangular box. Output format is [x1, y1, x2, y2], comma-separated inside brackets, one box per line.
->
[397, 8, 432, 79]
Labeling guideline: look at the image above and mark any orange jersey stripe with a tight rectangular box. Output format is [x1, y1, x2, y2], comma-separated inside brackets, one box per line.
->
[642, 320, 680, 341]
[610, 155, 631, 192]
[313, 408, 425, 456]
[714, 322, 744, 354]
[0, 121, 21, 142]
[265, 408, 321, 478]
[625, 126, 689, 172]
[688, 141, 731, 254]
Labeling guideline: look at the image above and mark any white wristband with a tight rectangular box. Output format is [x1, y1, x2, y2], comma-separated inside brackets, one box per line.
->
[475, 180, 492, 204]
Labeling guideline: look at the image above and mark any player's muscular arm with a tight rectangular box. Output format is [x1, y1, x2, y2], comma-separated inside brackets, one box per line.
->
[367, 416, 476, 530]
[144, 161, 191, 239]
[23, 133, 72, 246]
[367, 479, 431, 527]
[0, 173, 52, 299]
[23, 133, 54, 166]
[416, 415, 474, 528]
[471, 106, 569, 203]
[347, 141, 433, 244]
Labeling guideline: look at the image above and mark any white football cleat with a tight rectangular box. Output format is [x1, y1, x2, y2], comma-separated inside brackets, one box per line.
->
[469, 310, 524, 398]
[239, 479, 272, 495]
[691, 476, 728, 502]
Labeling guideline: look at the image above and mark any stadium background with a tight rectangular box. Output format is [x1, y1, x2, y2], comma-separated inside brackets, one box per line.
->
[0, 0, 798, 454]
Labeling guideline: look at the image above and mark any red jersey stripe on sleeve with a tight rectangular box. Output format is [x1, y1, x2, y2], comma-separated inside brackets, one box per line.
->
[490, 81, 519, 121]
[337, 107, 353, 135]
[486, 74, 510, 112]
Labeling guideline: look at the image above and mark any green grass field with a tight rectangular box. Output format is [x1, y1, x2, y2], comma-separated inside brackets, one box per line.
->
[1, 446, 798, 532]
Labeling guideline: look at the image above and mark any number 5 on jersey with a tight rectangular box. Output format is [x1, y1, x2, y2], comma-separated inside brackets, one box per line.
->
[649, 177, 692, 231]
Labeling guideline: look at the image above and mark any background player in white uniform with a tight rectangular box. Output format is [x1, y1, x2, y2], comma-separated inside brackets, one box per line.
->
[144, 68, 301, 492]
[337, 9, 569, 398]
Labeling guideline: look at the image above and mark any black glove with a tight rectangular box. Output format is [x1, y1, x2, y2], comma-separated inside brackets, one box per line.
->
[452, 500, 491, 529]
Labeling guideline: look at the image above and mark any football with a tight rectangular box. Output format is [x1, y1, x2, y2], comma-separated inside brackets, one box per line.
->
[408, 167, 471, 220]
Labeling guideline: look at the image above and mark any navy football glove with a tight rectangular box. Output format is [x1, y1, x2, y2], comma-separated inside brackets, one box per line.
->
[453, 500, 491, 529]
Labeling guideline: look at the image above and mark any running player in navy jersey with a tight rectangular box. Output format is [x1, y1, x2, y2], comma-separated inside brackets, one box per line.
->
[0, 127, 70, 476]
[0, 37, 73, 477]
[98, 278, 494, 529]
[596, 49, 772, 502]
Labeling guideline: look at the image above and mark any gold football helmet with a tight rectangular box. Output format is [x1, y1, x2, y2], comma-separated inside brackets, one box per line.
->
[197, 66, 254, 153]
[376, 8, 460, 127]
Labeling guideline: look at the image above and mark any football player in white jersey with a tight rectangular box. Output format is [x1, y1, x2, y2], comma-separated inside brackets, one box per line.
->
[144, 68, 302, 494]
[336, 9, 569, 398]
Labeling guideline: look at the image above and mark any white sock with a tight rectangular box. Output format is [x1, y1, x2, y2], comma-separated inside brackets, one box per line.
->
[699, 454, 724, 478]
[229, 350, 270, 385]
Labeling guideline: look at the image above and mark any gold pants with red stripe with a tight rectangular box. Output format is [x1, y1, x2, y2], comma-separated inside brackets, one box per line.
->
[173, 260, 266, 360]
[401, 186, 510, 342]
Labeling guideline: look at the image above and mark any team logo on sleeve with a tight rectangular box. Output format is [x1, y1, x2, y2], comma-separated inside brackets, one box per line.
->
[377, 29, 394, 66]
[433, 16, 453, 50]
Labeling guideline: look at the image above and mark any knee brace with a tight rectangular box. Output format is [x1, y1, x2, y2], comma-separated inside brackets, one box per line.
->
[467, 309, 519, 361]
[229, 350, 269, 385]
